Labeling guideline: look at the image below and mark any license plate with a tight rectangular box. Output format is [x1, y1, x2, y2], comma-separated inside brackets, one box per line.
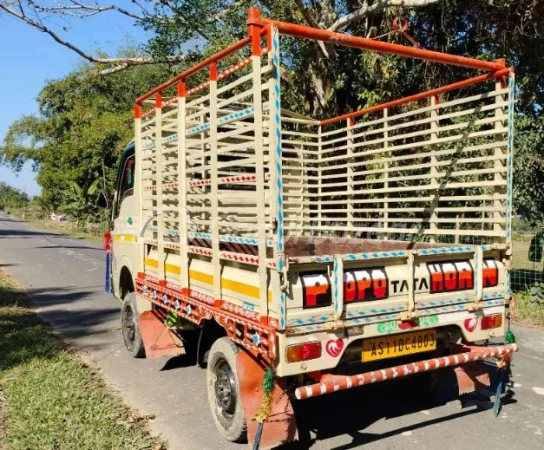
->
[362, 329, 437, 362]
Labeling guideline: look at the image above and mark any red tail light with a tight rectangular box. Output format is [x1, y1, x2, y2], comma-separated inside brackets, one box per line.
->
[481, 313, 503, 330]
[286, 342, 322, 362]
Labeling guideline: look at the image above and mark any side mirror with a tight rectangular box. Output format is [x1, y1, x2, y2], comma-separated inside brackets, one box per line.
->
[97, 191, 110, 209]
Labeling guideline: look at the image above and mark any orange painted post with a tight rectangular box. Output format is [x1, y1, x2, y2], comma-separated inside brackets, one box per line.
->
[136, 37, 251, 105]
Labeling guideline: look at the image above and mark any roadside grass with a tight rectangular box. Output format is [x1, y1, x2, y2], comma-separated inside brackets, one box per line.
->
[0, 271, 164, 450]
[513, 292, 544, 328]
[4, 209, 104, 243]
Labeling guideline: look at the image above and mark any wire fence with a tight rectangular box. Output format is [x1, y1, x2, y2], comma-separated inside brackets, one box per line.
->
[511, 218, 544, 304]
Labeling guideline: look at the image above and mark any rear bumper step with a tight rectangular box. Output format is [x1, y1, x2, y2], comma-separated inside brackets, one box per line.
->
[295, 343, 519, 400]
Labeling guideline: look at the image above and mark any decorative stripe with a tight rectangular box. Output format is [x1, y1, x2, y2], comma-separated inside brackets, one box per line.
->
[188, 172, 272, 187]
[187, 232, 274, 247]
[272, 27, 284, 256]
[333, 255, 343, 318]
[506, 73, 515, 242]
[185, 106, 255, 137]
[345, 305, 406, 318]
[141, 260, 272, 301]
[136, 277, 277, 360]
[418, 297, 470, 308]
[343, 251, 407, 261]
[418, 246, 474, 256]
[344, 313, 401, 326]
[288, 314, 334, 327]
[113, 234, 137, 242]
[294, 344, 519, 399]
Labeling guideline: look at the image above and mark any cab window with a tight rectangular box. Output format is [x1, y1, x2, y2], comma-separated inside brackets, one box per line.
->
[115, 153, 135, 218]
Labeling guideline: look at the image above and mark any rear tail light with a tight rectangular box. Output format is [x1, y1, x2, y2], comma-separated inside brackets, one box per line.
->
[481, 313, 503, 330]
[286, 342, 322, 362]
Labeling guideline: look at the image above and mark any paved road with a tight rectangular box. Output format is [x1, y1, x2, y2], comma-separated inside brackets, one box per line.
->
[1, 212, 543, 450]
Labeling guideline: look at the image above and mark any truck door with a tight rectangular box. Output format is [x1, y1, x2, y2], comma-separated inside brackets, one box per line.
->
[111, 148, 138, 298]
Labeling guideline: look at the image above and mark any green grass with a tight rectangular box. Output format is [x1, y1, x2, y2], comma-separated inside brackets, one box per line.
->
[0, 271, 164, 450]
[5, 209, 104, 244]
[513, 291, 544, 328]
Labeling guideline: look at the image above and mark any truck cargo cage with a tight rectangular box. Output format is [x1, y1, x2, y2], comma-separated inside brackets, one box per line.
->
[133, 7, 514, 333]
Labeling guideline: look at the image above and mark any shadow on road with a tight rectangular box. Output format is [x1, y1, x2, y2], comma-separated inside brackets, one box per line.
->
[16, 286, 119, 353]
[278, 374, 516, 450]
[0, 228, 62, 239]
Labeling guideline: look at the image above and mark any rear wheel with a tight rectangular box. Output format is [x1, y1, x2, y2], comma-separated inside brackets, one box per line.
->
[121, 292, 145, 358]
[206, 337, 247, 442]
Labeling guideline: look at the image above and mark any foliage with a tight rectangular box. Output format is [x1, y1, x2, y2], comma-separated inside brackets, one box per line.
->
[2, 1, 544, 219]
[0, 182, 29, 211]
[61, 180, 100, 219]
[513, 291, 544, 328]
[514, 116, 544, 223]
[0, 61, 178, 210]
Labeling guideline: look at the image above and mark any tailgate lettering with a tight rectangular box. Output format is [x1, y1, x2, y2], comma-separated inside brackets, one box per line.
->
[427, 261, 474, 294]
[483, 259, 498, 287]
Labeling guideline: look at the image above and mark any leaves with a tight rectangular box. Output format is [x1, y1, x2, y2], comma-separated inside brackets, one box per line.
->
[0, 60, 175, 214]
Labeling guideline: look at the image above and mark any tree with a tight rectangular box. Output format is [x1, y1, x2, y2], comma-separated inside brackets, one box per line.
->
[0, 182, 29, 210]
[0, 60, 178, 210]
[61, 179, 100, 219]
[2, 1, 544, 220]
[0, 1, 441, 74]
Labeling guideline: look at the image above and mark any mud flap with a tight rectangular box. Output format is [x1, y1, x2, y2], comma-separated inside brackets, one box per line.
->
[139, 311, 185, 359]
[454, 361, 491, 395]
[236, 350, 298, 450]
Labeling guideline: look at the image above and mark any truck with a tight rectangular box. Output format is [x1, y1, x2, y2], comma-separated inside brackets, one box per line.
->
[104, 7, 519, 449]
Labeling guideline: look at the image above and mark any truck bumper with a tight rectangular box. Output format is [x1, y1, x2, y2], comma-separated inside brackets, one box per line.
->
[295, 343, 519, 400]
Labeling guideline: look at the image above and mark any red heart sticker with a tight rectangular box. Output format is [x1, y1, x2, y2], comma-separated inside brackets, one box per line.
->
[325, 339, 344, 357]
[464, 317, 478, 332]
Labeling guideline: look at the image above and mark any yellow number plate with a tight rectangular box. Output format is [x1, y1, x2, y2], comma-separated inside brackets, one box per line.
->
[362, 330, 437, 362]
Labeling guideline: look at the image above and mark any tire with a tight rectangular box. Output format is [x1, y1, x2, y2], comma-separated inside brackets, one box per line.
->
[121, 292, 146, 358]
[206, 337, 247, 442]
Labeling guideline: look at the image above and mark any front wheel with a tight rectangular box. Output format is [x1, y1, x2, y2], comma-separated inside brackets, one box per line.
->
[206, 337, 247, 442]
[121, 292, 145, 358]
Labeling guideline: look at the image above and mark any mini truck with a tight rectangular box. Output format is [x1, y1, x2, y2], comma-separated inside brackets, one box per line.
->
[106, 8, 519, 449]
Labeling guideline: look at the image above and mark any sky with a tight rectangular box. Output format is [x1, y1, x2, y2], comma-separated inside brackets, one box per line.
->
[0, 4, 148, 197]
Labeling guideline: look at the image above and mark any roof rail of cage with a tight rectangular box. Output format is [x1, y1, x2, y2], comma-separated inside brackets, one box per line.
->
[135, 25, 270, 111]
[135, 6, 510, 115]
[247, 7, 505, 72]
[321, 67, 513, 126]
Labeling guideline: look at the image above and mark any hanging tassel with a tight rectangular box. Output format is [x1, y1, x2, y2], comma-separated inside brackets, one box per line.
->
[105, 252, 111, 293]
[252, 368, 275, 450]
[493, 365, 505, 417]
[505, 329, 516, 344]
[104, 230, 112, 293]
[493, 329, 516, 416]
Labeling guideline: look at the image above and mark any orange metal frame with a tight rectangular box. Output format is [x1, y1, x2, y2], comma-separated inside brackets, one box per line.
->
[247, 7, 504, 72]
[135, 7, 512, 124]
[321, 68, 512, 126]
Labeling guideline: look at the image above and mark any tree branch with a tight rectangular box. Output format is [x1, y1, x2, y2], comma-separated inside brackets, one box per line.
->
[293, 0, 320, 28]
[26, 0, 151, 20]
[0, 2, 185, 71]
[293, 0, 337, 59]
[328, 0, 441, 32]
